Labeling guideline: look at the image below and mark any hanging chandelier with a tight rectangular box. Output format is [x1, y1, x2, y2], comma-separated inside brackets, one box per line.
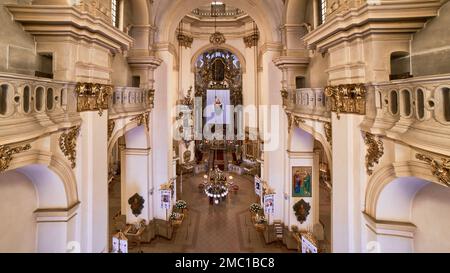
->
[210, 1, 226, 46]
[203, 166, 231, 204]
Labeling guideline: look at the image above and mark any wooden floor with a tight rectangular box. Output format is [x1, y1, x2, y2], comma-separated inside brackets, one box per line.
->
[109, 172, 295, 253]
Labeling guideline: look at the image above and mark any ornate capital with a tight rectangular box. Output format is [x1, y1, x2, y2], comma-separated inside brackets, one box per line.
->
[177, 33, 193, 48]
[108, 120, 116, 140]
[75, 82, 113, 116]
[363, 132, 384, 175]
[416, 154, 450, 187]
[324, 122, 332, 146]
[210, 31, 226, 45]
[131, 112, 150, 132]
[243, 32, 259, 48]
[59, 126, 81, 169]
[324, 84, 366, 119]
[0, 144, 31, 173]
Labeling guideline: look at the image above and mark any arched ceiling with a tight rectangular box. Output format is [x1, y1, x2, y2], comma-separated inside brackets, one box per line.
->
[152, 0, 284, 44]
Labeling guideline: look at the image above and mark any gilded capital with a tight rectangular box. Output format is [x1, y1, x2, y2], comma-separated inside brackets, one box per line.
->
[324, 84, 366, 119]
[131, 112, 150, 132]
[416, 154, 450, 187]
[75, 82, 113, 116]
[243, 32, 259, 48]
[363, 132, 384, 175]
[177, 33, 193, 48]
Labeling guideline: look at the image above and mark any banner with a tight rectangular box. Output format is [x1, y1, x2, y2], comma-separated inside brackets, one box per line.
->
[160, 190, 171, 209]
[301, 235, 318, 253]
[254, 176, 262, 196]
[263, 194, 274, 214]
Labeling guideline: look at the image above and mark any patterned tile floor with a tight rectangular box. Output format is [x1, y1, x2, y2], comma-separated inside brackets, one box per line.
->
[109, 172, 295, 253]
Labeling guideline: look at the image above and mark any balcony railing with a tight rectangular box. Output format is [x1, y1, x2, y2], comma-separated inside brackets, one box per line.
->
[109, 87, 153, 118]
[191, 8, 245, 18]
[361, 74, 450, 155]
[283, 88, 331, 121]
[0, 72, 80, 144]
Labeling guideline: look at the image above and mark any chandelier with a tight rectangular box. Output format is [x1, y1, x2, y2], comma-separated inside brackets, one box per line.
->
[210, 1, 226, 46]
[203, 166, 232, 204]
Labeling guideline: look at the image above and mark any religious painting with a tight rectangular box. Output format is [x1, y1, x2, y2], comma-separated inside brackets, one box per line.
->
[160, 190, 171, 209]
[128, 193, 144, 217]
[293, 199, 311, 224]
[264, 194, 275, 214]
[292, 166, 312, 197]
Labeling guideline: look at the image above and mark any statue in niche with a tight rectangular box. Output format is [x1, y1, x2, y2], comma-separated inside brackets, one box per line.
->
[293, 199, 311, 224]
[212, 59, 225, 82]
[128, 193, 145, 217]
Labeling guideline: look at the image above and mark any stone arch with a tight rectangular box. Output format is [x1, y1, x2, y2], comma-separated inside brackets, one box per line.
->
[154, 0, 282, 44]
[108, 118, 151, 155]
[7, 150, 79, 209]
[284, 0, 308, 25]
[364, 161, 441, 219]
[129, 0, 152, 25]
[190, 43, 247, 73]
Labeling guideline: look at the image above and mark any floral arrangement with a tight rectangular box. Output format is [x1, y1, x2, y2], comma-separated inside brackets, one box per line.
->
[249, 203, 262, 214]
[255, 215, 267, 224]
[169, 212, 183, 221]
[175, 200, 187, 210]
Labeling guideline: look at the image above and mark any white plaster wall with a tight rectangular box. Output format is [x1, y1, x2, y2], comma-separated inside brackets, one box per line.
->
[412, 183, 450, 252]
[0, 171, 37, 252]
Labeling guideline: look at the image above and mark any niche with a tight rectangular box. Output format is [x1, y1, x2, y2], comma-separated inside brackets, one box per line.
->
[296, 76, 306, 89]
[390, 52, 412, 81]
[132, 76, 140, 88]
[35, 53, 53, 79]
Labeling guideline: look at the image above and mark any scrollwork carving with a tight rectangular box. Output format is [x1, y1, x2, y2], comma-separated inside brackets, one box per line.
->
[210, 31, 226, 45]
[324, 84, 366, 119]
[416, 154, 450, 187]
[108, 120, 115, 140]
[147, 89, 155, 108]
[75, 82, 113, 116]
[177, 33, 193, 48]
[59, 126, 81, 169]
[363, 132, 384, 175]
[243, 32, 259, 48]
[324, 122, 332, 146]
[0, 144, 31, 173]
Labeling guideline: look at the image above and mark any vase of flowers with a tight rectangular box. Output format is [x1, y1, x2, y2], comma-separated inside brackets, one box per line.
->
[175, 200, 187, 213]
[249, 203, 262, 214]
[254, 215, 266, 231]
[169, 212, 184, 226]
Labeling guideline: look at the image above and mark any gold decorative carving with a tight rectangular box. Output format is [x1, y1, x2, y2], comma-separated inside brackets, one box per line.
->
[324, 84, 366, 119]
[182, 86, 194, 108]
[416, 154, 450, 187]
[286, 112, 305, 132]
[210, 31, 226, 45]
[280, 89, 288, 107]
[243, 32, 259, 48]
[363, 132, 384, 175]
[324, 122, 332, 146]
[75, 82, 113, 116]
[177, 33, 193, 48]
[108, 120, 115, 140]
[147, 89, 155, 108]
[0, 144, 31, 173]
[59, 126, 81, 169]
[131, 112, 150, 132]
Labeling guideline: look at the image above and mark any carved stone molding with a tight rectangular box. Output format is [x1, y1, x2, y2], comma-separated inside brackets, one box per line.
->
[363, 132, 384, 175]
[416, 154, 450, 187]
[324, 122, 332, 146]
[243, 32, 259, 48]
[210, 31, 226, 45]
[182, 87, 194, 108]
[131, 112, 150, 132]
[280, 89, 288, 108]
[108, 120, 116, 140]
[177, 33, 193, 48]
[59, 126, 81, 169]
[0, 144, 31, 173]
[75, 82, 113, 116]
[324, 84, 366, 119]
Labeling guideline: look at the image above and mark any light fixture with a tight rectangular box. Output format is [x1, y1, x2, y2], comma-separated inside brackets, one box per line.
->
[210, 0, 225, 45]
[203, 166, 229, 204]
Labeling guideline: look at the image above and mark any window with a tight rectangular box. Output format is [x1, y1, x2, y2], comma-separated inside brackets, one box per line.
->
[319, 0, 327, 25]
[111, 0, 119, 28]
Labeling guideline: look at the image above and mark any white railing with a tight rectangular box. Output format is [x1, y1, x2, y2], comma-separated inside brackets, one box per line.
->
[361, 74, 450, 155]
[109, 87, 153, 118]
[284, 88, 331, 121]
[191, 8, 245, 17]
[0, 72, 80, 144]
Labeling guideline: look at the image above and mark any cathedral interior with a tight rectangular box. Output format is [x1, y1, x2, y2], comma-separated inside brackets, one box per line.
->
[0, 0, 449, 254]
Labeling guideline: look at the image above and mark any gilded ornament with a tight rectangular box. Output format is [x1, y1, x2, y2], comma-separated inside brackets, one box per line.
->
[108, 120, 115, 140]
[59, 126, 81, 169]
[416, 154, 450, 187]
[177, 33, 193, 48]
[324, 122, 332, 146]
[131, 112, 150, 132]
[243, 32, 259, 48]
[0, 144, 31, 173]
[75, 82, 113, 116]
[293, 199, 311, 224]
[363, 132, 384, 175]
[210, 31, 226, 45]
[324, 84, 366, 119]
[147, 89, 155, 108]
